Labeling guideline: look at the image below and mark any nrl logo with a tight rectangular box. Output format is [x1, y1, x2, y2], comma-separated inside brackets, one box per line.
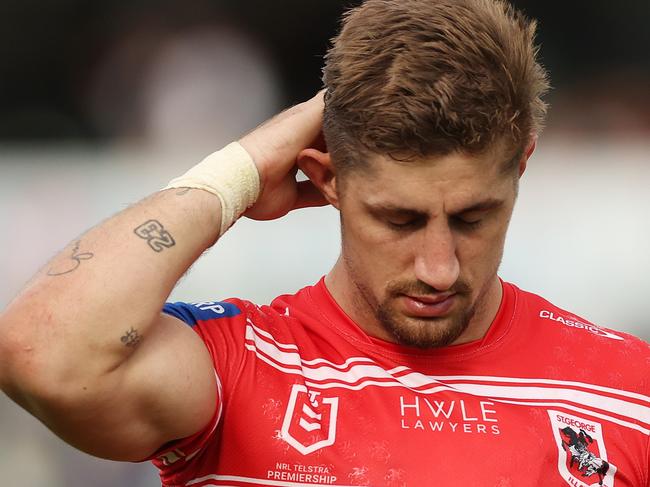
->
[280, 384, 339, 455]
[548, 410, 617, 487]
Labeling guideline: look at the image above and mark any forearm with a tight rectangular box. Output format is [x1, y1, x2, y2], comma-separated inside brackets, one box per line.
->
[0, 187, 221, 390]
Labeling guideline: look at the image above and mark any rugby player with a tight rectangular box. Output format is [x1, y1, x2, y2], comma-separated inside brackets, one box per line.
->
[1, 0, 648, 485]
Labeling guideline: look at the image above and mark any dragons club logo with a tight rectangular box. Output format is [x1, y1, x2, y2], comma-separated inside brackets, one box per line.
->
[281, 384, 339, 455]
[548, 410, 617, 487]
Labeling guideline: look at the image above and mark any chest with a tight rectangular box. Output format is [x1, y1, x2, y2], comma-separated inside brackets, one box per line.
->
[204, 362, 644, 487]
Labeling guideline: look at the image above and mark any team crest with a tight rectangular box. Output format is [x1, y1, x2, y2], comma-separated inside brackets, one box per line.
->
[280, 384, 339, 455]
[548, 410, 617, 487]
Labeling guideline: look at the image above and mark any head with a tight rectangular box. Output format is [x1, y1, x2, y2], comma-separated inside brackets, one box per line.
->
[300, 0, 549, 348]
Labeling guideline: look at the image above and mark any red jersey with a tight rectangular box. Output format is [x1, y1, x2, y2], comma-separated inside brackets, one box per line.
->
[153, 279, 650, 487]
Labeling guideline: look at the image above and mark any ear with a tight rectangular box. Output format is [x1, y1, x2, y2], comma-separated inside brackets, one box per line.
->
[297, 148, 341, 209]
[519, 136, 537, 177]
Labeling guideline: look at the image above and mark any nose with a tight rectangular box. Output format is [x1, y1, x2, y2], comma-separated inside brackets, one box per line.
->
[413, 221, 460, 292]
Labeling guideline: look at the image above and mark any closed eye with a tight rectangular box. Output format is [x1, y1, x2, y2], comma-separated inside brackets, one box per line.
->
[451, 215, 483, 230]
[365, 204, 427, 231]
[386, 217, 426, 230]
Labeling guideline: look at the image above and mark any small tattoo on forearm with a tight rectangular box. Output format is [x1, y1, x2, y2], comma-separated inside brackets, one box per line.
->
[47, 240, 95, 276]
[134, 220, 176, 252]
[176, 188, 191, 196]
[120, 327, 142, 347]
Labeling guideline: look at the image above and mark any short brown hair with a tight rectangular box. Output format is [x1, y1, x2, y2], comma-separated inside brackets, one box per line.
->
[322, 0, 549, 172]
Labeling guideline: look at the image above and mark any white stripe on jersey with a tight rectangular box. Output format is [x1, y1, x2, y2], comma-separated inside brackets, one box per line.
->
[187, 474, 359, 487]
[429, 374, 650, 402]
[243, 321, 650, 434]
[246, 320, 376, 369]
[496, 399, 649, 435]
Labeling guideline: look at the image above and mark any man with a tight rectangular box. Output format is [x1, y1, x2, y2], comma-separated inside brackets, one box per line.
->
[0, 0, 648, 486]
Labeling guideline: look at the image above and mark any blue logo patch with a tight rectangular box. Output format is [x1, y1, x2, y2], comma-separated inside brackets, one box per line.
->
[163, 300, 242, 327]
[189, 301, 242, 321]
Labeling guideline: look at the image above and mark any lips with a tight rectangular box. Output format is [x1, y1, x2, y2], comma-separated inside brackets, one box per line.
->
[399, 293, 456, 318]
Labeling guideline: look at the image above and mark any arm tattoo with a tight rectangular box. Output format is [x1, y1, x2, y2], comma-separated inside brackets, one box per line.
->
[47, 240, 95, 276]
[133, 219, 176, 253]
[175, 187, 191, 196]
[120, 327, 142, 347]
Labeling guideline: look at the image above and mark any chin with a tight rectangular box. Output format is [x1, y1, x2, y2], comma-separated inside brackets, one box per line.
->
[377, 308, 475, 349]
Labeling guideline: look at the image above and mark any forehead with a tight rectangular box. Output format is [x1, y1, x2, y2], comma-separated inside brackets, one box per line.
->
[344, 146, 517, 212]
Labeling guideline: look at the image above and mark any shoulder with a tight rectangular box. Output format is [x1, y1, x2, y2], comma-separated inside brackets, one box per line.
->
[163, 298, 251, 326]
[162, 284, 315, 342]
[510, 283, 650, 390]
[513, 284, 635, 343]
[163, 297, 289, 344]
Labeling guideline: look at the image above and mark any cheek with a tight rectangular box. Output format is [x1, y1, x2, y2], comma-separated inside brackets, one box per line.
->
[456, 225, 509, 278]
[343, 220, 413, 279]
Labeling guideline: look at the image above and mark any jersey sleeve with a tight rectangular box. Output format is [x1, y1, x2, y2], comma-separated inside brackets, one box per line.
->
[144, 298, 252, 478]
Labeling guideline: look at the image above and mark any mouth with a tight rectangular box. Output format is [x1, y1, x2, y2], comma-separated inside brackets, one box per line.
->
[398, 293, 457, 318]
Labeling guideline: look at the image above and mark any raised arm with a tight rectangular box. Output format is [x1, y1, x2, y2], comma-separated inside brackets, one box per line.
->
[0, 92, 326, 461]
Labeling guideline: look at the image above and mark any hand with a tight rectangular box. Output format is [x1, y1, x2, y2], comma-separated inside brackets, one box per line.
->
[239, 91, 330, 221]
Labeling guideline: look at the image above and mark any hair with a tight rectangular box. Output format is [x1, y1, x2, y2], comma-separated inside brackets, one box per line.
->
[322, 0, 550, 174]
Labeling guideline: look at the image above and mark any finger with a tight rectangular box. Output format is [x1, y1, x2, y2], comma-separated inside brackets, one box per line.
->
[239, 94, 324, 180]
[292, 180, 330, 210]
[283, 96, 325, 149]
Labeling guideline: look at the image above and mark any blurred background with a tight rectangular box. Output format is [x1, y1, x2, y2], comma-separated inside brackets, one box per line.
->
[0, 1, 648, 485]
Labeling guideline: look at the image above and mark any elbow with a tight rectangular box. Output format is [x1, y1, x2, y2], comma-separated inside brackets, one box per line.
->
[0, 314, 24, 390]
[0, 314, 45, 406]
[0, 322, 37, 417]
[0, 332, 8, 394]
[0, 324, 94, 425]
[0, 313, 74, 413]
[0, 307, 131, 428]
[0, 313, 122, 418]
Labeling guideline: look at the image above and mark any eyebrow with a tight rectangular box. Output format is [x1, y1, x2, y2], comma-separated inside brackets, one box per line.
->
[364, 203, 425, 217]
[454, 198, 505, 214]
[365, 198, 505, 217]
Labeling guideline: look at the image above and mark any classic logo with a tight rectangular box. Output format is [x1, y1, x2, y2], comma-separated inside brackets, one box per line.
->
[548, 410, 617, 487]
[539, 310, 624, 341]
[281, 384, 339, 455]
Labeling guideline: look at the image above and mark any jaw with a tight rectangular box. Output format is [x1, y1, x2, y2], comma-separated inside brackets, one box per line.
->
[377, 303, 476, 348]
[325, 255, 389, 340]
[325, 254, 504, 348]
[447, 273, 502, 345]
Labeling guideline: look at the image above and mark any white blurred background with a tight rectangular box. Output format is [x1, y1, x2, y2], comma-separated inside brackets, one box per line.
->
[0, 1, 648, 485]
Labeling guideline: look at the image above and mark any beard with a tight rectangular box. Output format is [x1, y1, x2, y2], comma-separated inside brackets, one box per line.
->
[350, 273, 495, 349]
[340, 218, 503, 349]
[375, 279, 476, 348]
